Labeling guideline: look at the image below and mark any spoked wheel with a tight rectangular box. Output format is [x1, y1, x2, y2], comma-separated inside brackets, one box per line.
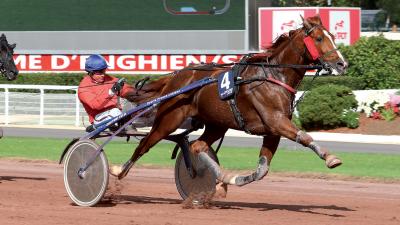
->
[174, 147, 219, 200]
[63, 139, 109, 207]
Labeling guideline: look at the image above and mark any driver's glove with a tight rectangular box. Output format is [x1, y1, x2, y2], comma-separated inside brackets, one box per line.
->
[109, 78, 126, 96]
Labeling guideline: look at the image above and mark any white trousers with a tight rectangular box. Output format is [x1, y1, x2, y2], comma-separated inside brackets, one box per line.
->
[93, 108, 122, 126]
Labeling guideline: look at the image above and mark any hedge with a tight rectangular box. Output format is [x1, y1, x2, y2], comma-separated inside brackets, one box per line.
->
[299, 75, 365, 91]
[3, 73, 152, 85]
[339, 35, 400, 89]
[0, 73, 155, 93]
[298, 84, 359, 130]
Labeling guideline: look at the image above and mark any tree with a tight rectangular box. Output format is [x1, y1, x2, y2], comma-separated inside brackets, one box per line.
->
[377, 0, 400, 26]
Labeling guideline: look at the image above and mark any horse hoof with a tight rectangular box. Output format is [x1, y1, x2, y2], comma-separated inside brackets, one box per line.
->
[109, 165, 123, 177]
[214, 183, 228, 198]
[325, 155, 342, 169]
[117, 171, 129, 180]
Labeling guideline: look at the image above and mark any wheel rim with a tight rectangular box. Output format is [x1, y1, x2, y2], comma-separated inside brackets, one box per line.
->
[175, 149, 218, 200]
[63, 140, 109, 206]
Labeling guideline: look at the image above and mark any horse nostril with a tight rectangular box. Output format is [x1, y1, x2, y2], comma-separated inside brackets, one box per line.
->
[336, 61, 347, 69]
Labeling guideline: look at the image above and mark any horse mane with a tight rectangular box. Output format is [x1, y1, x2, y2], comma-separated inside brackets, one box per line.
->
[246, 32, 294, 63]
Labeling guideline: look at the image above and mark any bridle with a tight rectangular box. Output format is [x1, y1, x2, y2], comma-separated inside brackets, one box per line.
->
[302, 24, 340, 72]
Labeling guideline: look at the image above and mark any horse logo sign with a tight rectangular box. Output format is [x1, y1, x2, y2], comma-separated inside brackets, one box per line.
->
[272, 10, 303, 41]
[280, 20, 296, 30]
[330, 11, 350, 45]
[335, 20, 344, 30]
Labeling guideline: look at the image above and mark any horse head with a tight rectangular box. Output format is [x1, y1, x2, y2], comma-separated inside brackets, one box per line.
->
[0, 34, 19, 81]
[300, 15, 347, 75]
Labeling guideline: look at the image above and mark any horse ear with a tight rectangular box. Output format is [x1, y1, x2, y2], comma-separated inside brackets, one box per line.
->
[10, 43, 16, 49]
[300, 15, 312, 30]
[314, 14, 322, 25]
[1, 34, 5, 39]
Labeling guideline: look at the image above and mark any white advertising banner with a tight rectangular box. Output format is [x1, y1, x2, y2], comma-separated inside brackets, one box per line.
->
[272, 10, 304, 41]
[329, 11, 351, 45]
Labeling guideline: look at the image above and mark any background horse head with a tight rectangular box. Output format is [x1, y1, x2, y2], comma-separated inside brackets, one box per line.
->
[115, 15, 346, 195]
[0, 34, 19, 81]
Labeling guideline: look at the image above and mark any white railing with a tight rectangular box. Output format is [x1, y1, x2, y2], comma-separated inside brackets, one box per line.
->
[0, 84, 80, 126]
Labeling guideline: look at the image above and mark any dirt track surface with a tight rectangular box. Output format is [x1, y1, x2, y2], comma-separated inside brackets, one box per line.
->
[1, 160, 399, 225]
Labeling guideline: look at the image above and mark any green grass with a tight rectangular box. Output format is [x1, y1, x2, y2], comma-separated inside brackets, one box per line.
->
[1, 136, 400, 181]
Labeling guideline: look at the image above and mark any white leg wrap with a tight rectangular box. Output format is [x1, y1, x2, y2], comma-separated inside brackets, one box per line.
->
[198, 153, 269, 187]
[234, 156, 269, 186]
[198, 152, 222, 179]
[309, 141, 326, 159]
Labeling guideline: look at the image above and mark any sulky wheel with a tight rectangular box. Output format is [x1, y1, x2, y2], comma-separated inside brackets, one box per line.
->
[174, 146, 219, 200]
[63, 139, 109, 207]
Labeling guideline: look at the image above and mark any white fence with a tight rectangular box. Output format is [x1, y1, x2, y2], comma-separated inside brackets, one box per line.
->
[0, 84, 83, 126]
[0, 84, 398, 127]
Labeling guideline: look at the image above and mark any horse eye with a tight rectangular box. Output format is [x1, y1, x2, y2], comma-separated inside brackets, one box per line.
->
[316, 36, 323, 42]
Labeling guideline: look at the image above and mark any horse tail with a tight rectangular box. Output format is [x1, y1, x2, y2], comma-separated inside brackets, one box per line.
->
[125, 76, 171, 104]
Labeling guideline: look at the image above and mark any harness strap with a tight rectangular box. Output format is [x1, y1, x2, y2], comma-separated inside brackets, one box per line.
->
[227, 58, 252, 134]
[228, 99, 251, 134]
[235, 74, 296, 95]
[266, 75, 297, 94]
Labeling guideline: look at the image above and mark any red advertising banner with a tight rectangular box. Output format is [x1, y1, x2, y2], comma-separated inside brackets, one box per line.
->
[258, 7, 361, 49]
[14, 54, 242, 74]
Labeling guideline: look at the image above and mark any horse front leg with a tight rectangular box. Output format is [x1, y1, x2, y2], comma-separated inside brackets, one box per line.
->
[275, 116, 342, 168]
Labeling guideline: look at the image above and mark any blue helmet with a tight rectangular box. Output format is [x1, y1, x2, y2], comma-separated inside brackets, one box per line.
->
[85, 54, 108, 72]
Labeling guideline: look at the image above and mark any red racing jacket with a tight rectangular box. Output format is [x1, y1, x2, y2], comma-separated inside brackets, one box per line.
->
[78, 75, 134, 123]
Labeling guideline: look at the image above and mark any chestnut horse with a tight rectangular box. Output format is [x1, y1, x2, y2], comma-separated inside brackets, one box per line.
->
[0, 34, 18, 81]
[112, 15, 347, 188]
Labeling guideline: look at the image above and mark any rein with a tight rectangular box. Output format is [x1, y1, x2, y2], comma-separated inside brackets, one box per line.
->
[233, 62, 323, 94]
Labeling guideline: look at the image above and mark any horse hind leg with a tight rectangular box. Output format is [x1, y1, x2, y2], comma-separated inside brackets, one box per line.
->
[197, 135, 280, 187]
[226, 135, 281, 186]
[189, 125, 229, 197]
[110, 106, 190, 179]
[193, 127, 280, 187]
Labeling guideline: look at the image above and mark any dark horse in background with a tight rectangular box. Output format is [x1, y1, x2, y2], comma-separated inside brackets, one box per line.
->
[0, 34, 19, 138]
[112, 15, 348, 194]
[0, 34, 18, 81]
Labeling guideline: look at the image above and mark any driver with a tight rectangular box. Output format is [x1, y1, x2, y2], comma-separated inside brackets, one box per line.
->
[78, 54, 135, 130]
